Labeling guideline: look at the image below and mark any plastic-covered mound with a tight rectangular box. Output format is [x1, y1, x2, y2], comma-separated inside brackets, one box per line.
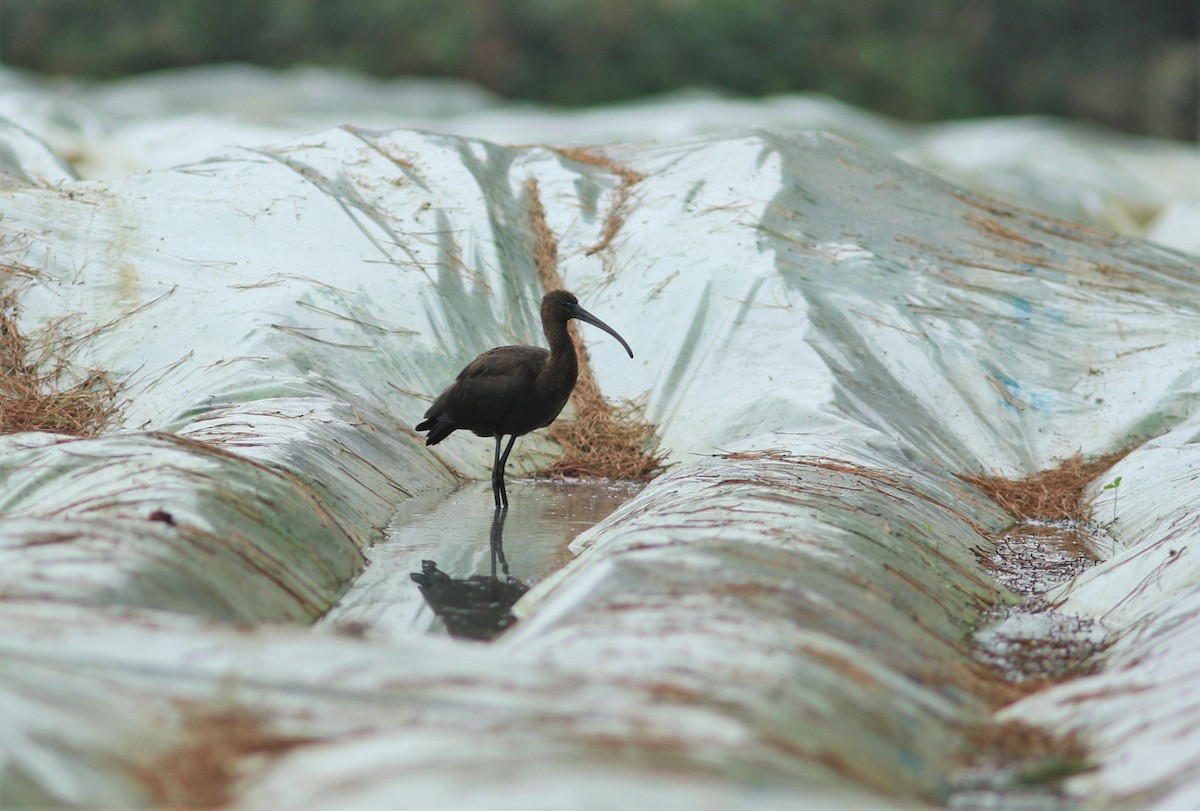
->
[1, 64, 1196, 251]
[0, 95, 1198, 808]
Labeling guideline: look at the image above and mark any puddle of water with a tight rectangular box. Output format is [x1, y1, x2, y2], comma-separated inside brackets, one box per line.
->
[318, 478, 640, 639]
[948, 519, 1113, 809]
[983, 520, 1101, 597]
[973, 610, 1107, 687]
[974, 519, 1111, 684]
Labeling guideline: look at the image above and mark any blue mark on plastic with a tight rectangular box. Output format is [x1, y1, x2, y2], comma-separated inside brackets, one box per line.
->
[994, 371, 1055, 412]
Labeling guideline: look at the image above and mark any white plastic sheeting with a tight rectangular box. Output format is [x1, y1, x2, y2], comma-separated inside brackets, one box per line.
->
[0, 68, 1198, 808]
[2, 64, 1196, 251]
[999, 419, 1200, 809]
[0, 431, 364, 621]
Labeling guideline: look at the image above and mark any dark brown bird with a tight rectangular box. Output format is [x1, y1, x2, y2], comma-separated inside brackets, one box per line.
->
[416, 290, 634, 509]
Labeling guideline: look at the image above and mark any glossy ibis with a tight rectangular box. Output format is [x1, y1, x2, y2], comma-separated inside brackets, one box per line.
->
[416, 290, 634, 508]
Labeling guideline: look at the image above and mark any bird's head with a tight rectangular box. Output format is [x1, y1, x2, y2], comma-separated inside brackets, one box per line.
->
[542, 290, 634, 358]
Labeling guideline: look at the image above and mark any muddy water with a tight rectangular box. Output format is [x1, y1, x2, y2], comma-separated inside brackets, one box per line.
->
[319, 479, 641, 639]
[974, 519, 1112, 684]
[949, 520, 1115, 810]
[984, 520, 1105, 599]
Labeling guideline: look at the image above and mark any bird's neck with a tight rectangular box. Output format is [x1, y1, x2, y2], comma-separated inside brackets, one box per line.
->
[543, 321, 580, 388]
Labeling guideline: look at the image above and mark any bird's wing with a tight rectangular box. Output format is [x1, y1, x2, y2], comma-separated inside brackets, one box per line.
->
[449, 347, 545, 406]
[432, 346, 548, 434]
[454, 346, 548, 381]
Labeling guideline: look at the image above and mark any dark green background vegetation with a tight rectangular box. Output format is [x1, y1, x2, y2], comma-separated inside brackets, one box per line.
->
[2, 0, 1196, 138]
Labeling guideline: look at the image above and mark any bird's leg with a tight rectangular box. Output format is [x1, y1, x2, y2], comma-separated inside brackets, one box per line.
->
[492, 435, 517, 509]
[492, 436, 505, 509]
[490, 505, 510, 579]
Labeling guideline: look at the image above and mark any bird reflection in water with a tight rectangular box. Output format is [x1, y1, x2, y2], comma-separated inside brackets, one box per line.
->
[409, 506, 529, 641]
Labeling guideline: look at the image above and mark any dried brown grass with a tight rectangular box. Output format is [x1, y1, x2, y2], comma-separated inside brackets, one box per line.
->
[524, 179, 664, 481]
[545, 395, 663, 480]
[0, 290, 115, 436]
[134, 705, 312, 809]
[959, 449, 1131, 521]
[551, 146, 644, 257]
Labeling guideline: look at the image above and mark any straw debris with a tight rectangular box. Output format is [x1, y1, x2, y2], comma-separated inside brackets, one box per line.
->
[551, 146, 644, 257]
[0, 290, 115, 436]
[959, 449, 1131, 522]
[524, 179, 664, 481]
[545, 395, 663, 481]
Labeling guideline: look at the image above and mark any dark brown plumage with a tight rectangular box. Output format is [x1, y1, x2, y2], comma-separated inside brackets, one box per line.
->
[416, 290, 634, 508]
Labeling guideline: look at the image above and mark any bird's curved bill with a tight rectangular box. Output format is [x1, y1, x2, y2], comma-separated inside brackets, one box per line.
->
[573, 306, 634, 358]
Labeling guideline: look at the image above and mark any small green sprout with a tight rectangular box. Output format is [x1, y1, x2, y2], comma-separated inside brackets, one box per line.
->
[1102, 475, 1122, 522]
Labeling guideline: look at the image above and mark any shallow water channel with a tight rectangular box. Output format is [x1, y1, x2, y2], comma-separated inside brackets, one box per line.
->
[949, 519, 1114, 810]
[319, 479, 1115, 808]
[320, 479, 641, 639]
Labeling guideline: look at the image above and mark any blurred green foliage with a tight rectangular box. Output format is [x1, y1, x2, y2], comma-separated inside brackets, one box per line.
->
[1, 0, 1195, 137]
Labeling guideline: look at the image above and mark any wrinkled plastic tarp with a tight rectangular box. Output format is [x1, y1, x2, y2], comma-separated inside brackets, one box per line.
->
[0, 71, 1198, 808]
[3, 63, 1196, 249]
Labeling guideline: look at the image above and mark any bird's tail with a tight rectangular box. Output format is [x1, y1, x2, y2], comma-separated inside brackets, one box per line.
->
[416, 416, 456, 446]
